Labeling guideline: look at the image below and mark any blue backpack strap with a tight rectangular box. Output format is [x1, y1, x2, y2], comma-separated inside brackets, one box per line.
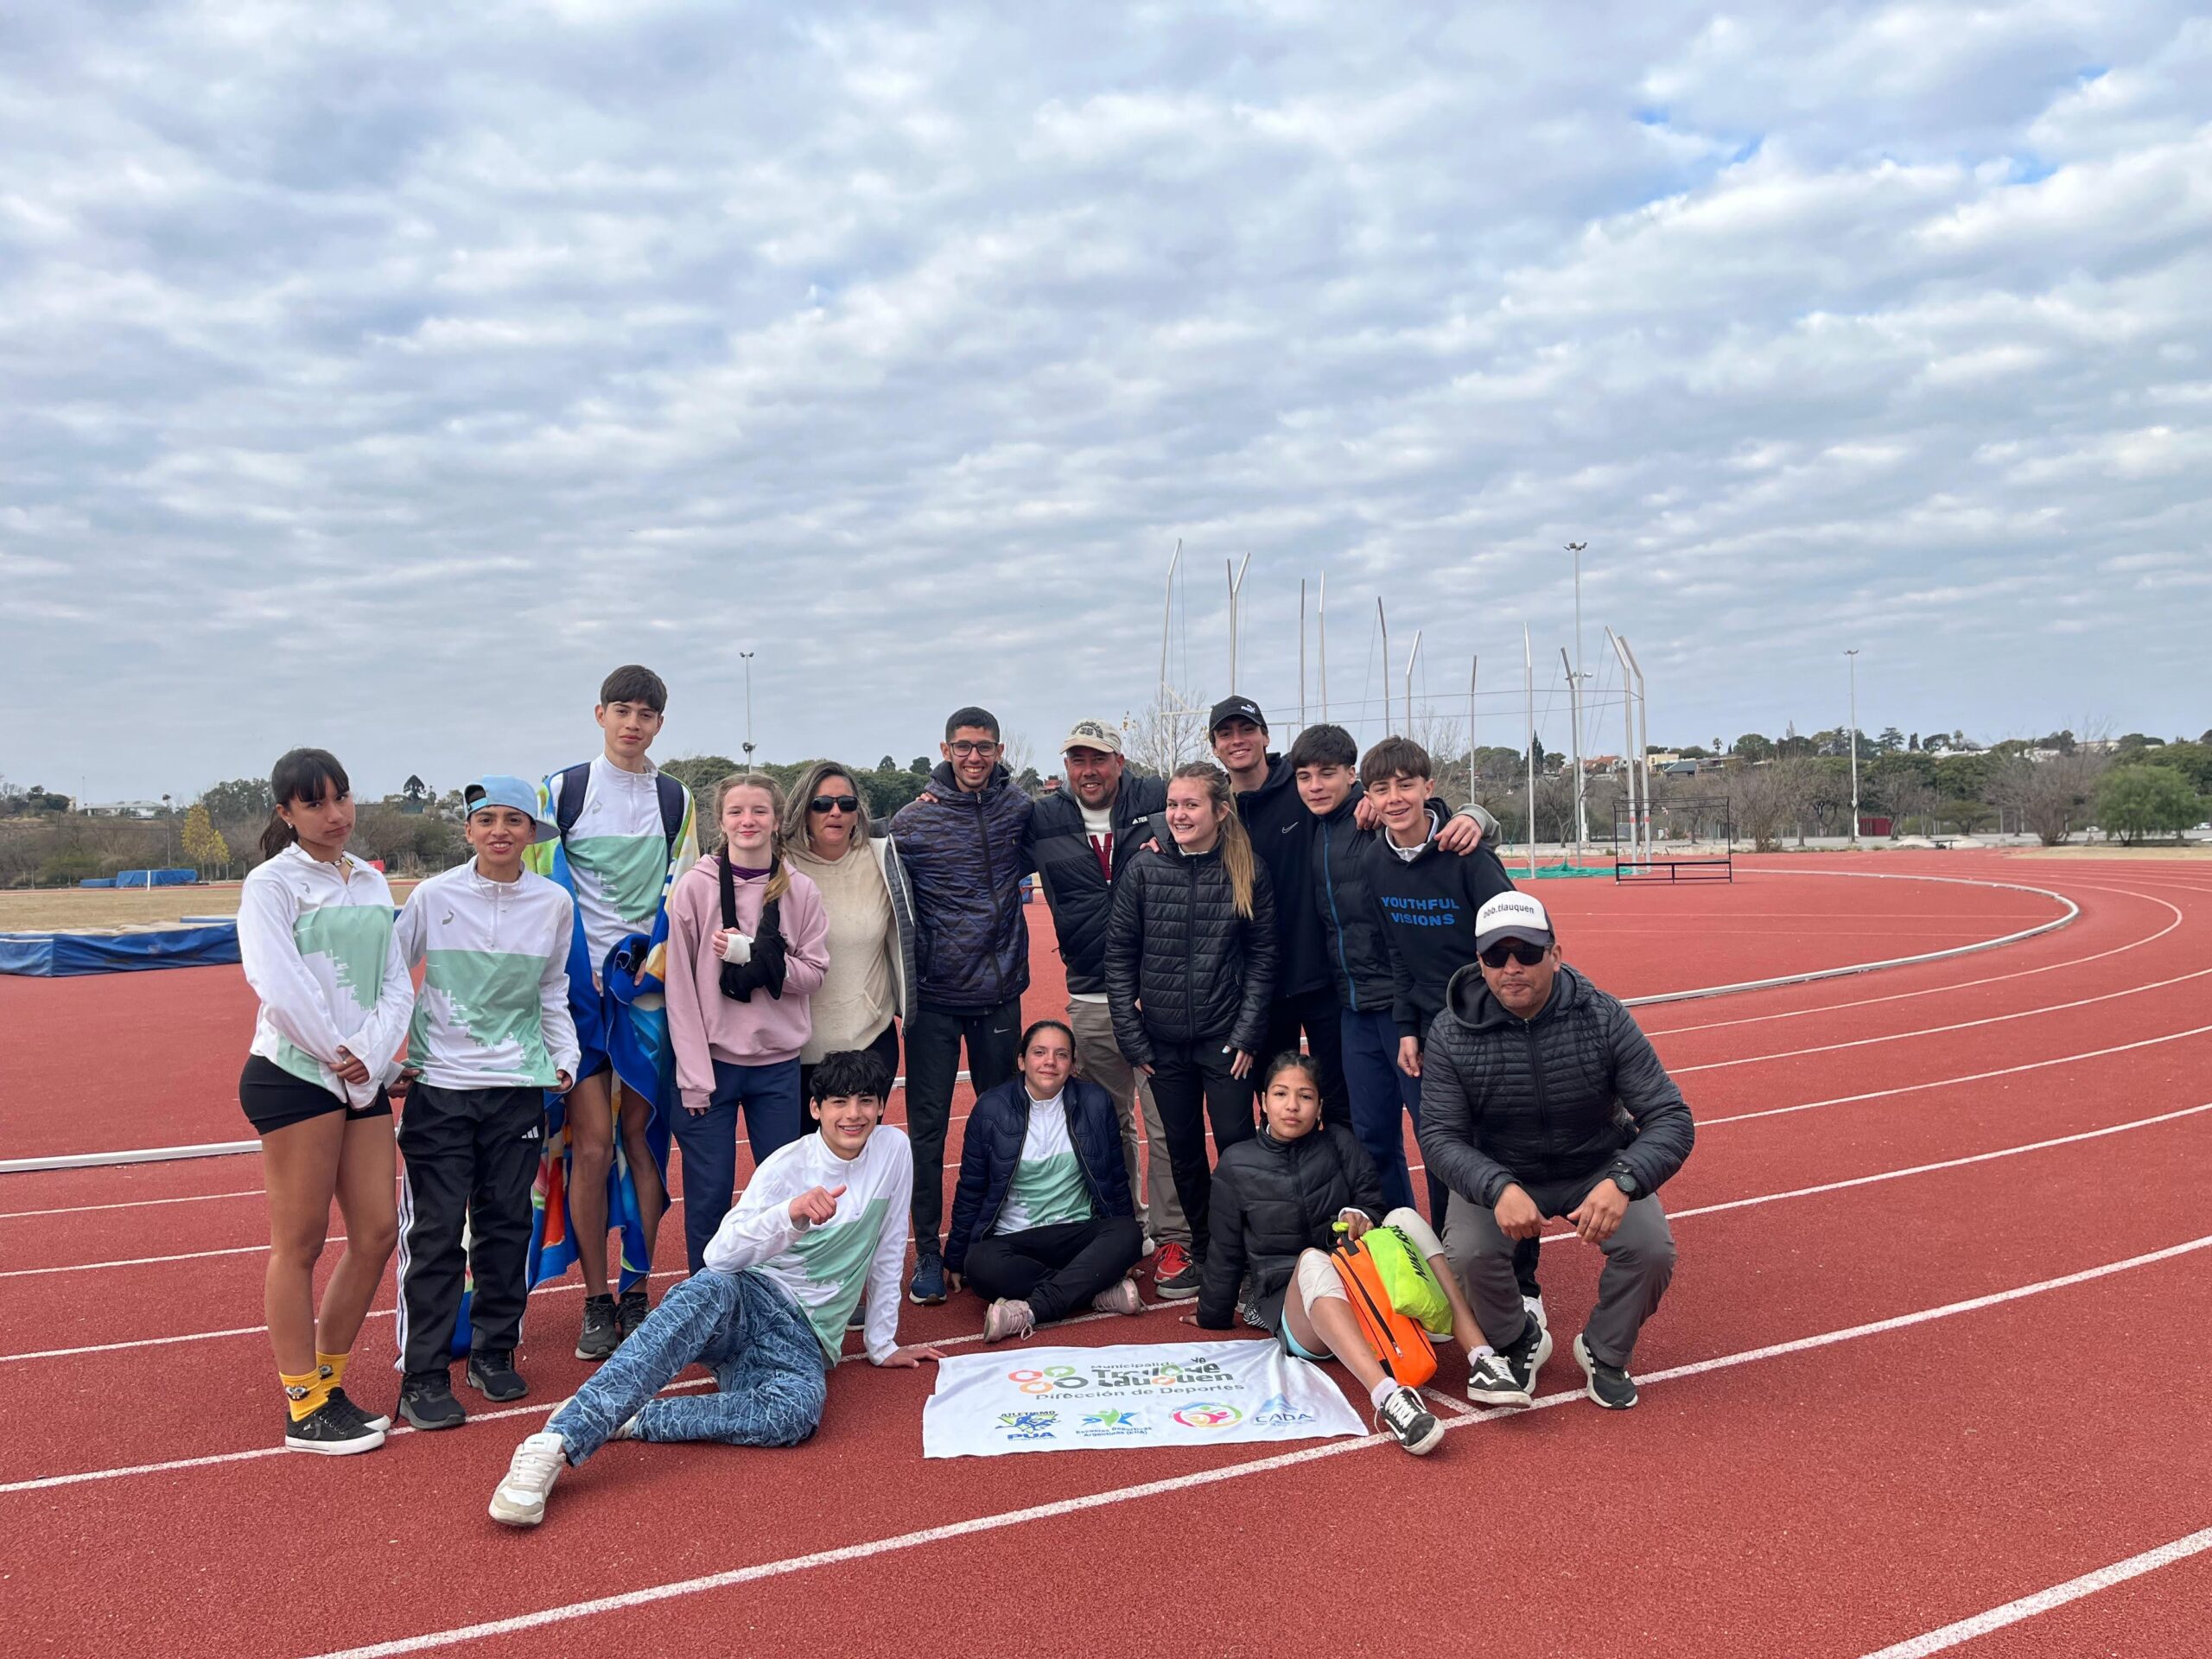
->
[552, 761, 594, 840]
[656, 772, 686, 850]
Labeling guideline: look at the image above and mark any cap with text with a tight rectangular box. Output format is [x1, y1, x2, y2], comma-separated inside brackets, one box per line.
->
[1207, 696, 1268, 734]
[1059, 718, 1123, 757]
[1473, 891, 1554, 955]
[463, 775, 559, 843]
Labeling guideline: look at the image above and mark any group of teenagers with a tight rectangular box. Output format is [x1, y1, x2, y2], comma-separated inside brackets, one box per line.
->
[235, 664, 1695, 1525]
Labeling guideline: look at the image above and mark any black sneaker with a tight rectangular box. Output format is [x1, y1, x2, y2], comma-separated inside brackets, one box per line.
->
[467, 1349, 528, 1402]
[1466, 1352, 1534, 1408]
[617, 1287, 649, 1339]
[575, 1294, 620, 1361]
[325, 1385, 391, 1433]
[399, 1370, 467, 1430]
[1154, 1256, 1202, 1300]
[1574, 1332, 1638, 1410]
[1375, 1385, 1444, 1455]
[285, 1398, 386, 1455]
[1496, 1310, 1554, 1398]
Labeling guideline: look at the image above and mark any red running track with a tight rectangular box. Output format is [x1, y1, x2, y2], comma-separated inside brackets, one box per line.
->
[3, 851, 2209, 1657]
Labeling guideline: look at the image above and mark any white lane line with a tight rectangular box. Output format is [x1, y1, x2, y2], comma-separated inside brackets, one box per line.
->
[288, 1232, 2212, 1659]
[14, 1093, 2204, 1357]
[1702, 1020, 2212, 1128]
[0, 1298, 1174, 1493]
[0, 1187, 271, 1221]
[1669, 959, 2212, 1077]
[0, 1241, 298, 1278]
[1855, 1525, 2212, 1657]
[1643, 884, 2185, 1040]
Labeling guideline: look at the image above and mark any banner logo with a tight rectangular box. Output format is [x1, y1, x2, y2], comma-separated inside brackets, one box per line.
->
[1250, 1392, 1315, 1427]
[1078, 1408, 1149, 1438]
[1172, 1402, 1243, 1430]
[997, 1410, 1059, 1440]
[1007, 1365, 1090, 1395]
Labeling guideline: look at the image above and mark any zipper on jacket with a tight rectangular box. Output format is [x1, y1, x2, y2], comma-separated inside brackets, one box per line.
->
[975, 794, 1007, 1006]
[1524, 1020, 1556, 1166]
[1183, 855, 1199, 1038]
[1320, 823, 1359, 1008]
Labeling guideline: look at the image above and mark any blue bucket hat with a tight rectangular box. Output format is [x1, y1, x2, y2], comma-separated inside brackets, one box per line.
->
[463, 775, 557, 843]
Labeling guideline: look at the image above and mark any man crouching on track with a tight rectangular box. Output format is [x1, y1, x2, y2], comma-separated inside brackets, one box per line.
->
[489, 1049, 944, 1526]
[1418, 893, 1694, 1412]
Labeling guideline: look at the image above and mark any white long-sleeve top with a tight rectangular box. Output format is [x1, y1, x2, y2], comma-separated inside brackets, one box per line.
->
[701, 1123, 913, 1367]
[238, 844, 412, 1109]
[394, 860, 581, 1090]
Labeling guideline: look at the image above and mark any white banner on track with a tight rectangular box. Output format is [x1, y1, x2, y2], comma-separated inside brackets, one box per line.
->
[921, 1339, 1367, 1459]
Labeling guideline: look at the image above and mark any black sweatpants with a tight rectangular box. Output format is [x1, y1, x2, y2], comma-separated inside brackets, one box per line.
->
[1149, 1037, 1256, 1262]
[904, 998, 1022, 1262]
[396, 1082, 543, 1376]
[1261, 985, 1351, 1129]
[963, 1215, 1146, 1323]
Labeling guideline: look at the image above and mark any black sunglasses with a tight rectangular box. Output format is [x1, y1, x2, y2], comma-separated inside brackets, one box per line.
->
[1478, 939, 1549, 969]
[809, 795, 861, 814]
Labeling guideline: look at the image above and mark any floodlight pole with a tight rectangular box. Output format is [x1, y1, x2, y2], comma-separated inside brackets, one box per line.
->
[1523, 625, 1537, 877]
[1226, 553, 1250, 694]
[1618, 635, 1650, 856]
[1298, 578, 1307, 728]
[1466, 655, 1478, 804]
[1566, 542, 1589, 850]
[740, 652, 756, 772]
[1847, 648, 1861, 846]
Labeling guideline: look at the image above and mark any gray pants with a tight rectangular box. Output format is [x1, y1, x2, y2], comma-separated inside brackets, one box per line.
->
[1445, 1173, 1676, 1370]
[1066, 996, 1188, 1247]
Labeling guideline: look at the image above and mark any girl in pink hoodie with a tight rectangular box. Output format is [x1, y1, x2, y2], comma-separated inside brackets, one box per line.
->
[664, 775, 830, 1271]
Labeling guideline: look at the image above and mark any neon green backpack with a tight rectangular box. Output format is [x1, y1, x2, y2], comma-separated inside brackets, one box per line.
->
[1356, 1224, 1453, 1338]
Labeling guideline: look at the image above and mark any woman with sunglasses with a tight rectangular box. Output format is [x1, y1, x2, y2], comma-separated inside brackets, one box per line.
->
[782, 762, 918, 1107]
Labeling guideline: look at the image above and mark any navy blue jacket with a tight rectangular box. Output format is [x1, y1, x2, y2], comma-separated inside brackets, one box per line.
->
[889, 761, 1035, 1013]
[944, 1076, 1135, 1274]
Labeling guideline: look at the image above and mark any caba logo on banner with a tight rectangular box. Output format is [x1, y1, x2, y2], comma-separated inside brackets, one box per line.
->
[1250, 1393, 1316, 1428]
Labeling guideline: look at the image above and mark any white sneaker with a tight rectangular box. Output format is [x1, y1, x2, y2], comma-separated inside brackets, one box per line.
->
[1090, 1277, 1143, 1316]
[1523, 1294, 1548, 1332]
[489, 1431, 567, 1528]
[983, 1298, 1037, 1343]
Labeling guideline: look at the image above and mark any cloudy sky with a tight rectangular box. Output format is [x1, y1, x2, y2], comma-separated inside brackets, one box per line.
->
[3, 2, 2207, 801]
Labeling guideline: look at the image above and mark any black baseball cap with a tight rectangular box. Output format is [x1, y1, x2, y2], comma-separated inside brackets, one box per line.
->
[1208, 696, 1268, 734]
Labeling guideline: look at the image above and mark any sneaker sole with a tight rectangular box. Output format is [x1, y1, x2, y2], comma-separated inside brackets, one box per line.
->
[487, 1493, 546, 1528]
[1466, 1382, 1534, 1408]
[574, 1340, 618, 1362]
[284, 1427, 386, 1455]
[1573, 1334, 1637, 1409]
[399, 1402, 467, 1431]
[467, 1373, 529, 1404]
[1153, 1281, 1199, 1300]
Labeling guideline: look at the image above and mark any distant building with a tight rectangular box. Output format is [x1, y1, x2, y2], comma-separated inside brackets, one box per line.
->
[75, 799, 167, 818]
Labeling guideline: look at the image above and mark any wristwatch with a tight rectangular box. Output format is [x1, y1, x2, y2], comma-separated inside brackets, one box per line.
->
[1609, 1166, 1638, 1198]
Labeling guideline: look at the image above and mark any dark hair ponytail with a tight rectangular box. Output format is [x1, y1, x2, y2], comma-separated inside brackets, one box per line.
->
[260, 748, 351, 861]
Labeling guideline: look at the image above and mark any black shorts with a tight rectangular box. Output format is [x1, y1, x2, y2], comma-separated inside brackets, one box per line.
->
[239, 1054, 392, 1135]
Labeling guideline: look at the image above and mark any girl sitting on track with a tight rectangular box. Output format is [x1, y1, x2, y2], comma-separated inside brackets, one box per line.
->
[664, 772, 830, 1273]
[235, 747, 411, 1454]
[1185, 1052, 1502, 1455]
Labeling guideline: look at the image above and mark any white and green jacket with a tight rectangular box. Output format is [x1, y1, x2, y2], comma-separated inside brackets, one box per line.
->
[702, 1124, 913, 1367]
[238, 845, 413, 1109]
[395, 861, 582, 1090]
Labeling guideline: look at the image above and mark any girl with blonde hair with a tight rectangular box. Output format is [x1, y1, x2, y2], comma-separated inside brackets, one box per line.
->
[664, 772, 830, 1269]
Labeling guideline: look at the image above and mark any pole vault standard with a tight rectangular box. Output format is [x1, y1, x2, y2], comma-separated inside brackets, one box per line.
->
[1523, 624, 1537, 879]
[1226, 553, 1251, 694]
[1608, 627, 1639, 862]
[1299, 578, 1307, 728]
[1317, 573, 1329, 722]
[1466, 655, 1478, 804]
[1618, 634, 1650, 858]
[1402, 629, 1422, 732]
[1376, 598, 1389, 735]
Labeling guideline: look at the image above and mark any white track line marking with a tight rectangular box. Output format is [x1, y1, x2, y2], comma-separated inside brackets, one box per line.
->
[0, 1187, 271, 1221]
[1669, 958, 2212, 1076]
[0, 1299, 1174, 1492]
[287, 1233, 2212, 1659]
[1643, 884, 2184, 1040]
[0, 1241, 298, 1278]
[13, 1095, 2204, 1356]
[1855, 1525, 2212, 1657]
[1703, 1020, 2212, 1127]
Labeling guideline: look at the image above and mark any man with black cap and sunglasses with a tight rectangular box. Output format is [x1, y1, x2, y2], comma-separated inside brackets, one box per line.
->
[1418, 892, 1694, 1413]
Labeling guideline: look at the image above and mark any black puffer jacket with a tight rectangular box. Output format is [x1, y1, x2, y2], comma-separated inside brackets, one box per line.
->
[1103, 844, 1277, 1068]
[1235, 753, 1332, 1000]
[1196, 1123, 1383, 1332]
[1417, 963, 1694, 1206]
[889, 762, 1034, 1013]
[1027, 776, 1168, 995]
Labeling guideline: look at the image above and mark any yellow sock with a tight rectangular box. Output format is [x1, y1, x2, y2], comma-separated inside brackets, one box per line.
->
[282, 1368, 334, 1423]
[316, 1351, 349, 1390]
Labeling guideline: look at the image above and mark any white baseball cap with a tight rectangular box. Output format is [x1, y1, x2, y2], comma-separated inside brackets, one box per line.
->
[1473, 891, 1554, 955]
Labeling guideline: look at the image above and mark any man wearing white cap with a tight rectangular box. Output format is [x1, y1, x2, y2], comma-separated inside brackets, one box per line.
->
[1418, 892, 1694, 1411]
[1027, 719, 1188, 1265]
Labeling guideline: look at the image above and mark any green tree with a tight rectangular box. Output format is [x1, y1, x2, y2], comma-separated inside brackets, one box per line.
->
[179, 803, 232, 875]
[198, 777, 275, 821]
[1732, 733, 1775, 762]
[2095, 766, 2202, 844]
[2148, 741, 2212, 795]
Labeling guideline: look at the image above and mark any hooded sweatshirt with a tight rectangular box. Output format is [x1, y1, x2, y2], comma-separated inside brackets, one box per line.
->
[238, 844, 413, 1109]
[664, 853, 830, 1109]
[395, 860, 581, 1090]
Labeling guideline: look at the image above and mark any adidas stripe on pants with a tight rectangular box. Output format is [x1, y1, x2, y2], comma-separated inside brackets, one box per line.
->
[395, 1083, 544, 1375]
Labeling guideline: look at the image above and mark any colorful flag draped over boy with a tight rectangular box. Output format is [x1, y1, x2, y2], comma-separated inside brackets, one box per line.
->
[523, 773, 697, 1300]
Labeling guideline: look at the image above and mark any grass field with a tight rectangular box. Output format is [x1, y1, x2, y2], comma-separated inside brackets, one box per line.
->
[0, 880, 421, 931]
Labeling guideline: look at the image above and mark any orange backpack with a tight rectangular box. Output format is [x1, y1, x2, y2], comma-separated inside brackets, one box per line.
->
[1330, 1237, 1438, 1388]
